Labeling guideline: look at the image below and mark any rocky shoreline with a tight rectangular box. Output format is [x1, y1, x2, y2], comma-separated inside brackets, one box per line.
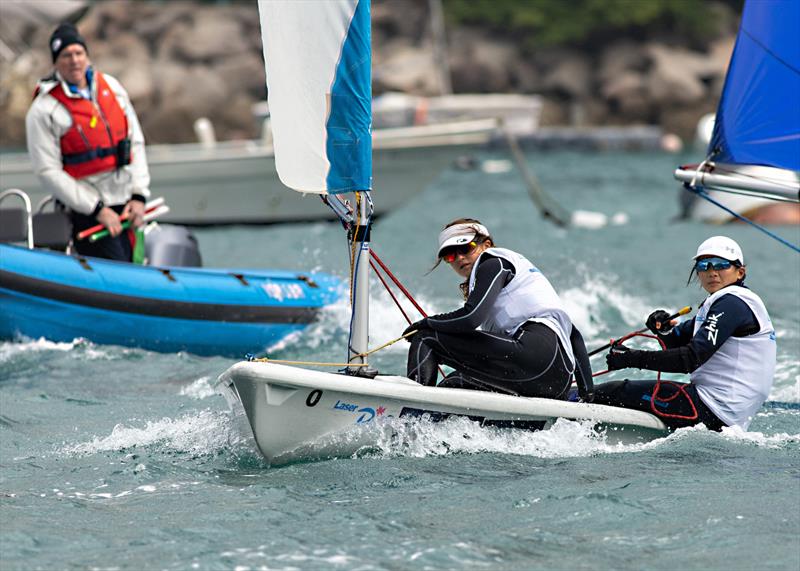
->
[0, 0, 736, 148]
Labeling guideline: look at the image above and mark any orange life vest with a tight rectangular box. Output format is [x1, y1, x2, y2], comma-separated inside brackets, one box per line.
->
[48, 72, 130, 179]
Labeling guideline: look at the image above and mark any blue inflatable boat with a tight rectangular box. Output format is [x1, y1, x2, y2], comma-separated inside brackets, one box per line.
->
[0, 243, 341, 356]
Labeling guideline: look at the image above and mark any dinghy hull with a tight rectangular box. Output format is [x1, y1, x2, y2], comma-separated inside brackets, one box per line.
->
[219, 361, 668, 464]
[0, 244, 341, 356]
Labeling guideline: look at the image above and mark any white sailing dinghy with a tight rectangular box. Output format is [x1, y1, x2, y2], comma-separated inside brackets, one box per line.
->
[217, 0, 667, 464]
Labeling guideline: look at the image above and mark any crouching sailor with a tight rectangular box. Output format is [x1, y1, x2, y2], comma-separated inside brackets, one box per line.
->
[404, 218, 593, 401]
[595, 236, 776, 431]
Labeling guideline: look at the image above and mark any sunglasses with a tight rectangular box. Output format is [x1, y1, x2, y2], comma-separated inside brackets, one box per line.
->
[694, 257, 736, 272]
[441, 241, 479, 263]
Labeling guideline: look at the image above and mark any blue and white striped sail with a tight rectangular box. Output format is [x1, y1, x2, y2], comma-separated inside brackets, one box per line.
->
[258, 0, 372, 195]
[709, 0, 800, 171]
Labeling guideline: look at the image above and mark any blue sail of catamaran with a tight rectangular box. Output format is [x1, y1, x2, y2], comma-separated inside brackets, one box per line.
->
[675, 0, 800, 210]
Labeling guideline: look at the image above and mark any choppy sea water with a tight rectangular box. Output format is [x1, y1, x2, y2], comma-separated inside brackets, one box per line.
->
[1, 149, 799, 570]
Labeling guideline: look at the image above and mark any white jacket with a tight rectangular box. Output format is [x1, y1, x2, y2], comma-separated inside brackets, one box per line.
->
[468, 247, 576, 367]
[25, 70, 150, 215]
[691, 286, 776, 430]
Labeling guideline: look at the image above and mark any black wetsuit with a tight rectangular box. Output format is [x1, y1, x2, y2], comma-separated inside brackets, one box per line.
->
[407, 255, 592, 399]
[594, 290, 760, 431]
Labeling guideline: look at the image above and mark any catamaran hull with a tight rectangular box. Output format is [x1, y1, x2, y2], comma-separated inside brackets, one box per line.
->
[218, 361, 668, 464]
[0, 244, 341, 356]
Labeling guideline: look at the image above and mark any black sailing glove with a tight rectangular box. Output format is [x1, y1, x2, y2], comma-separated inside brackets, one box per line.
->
[402, 318, 429, 342]
[646, 309, 675, 336]
[606, 343, 645, 370]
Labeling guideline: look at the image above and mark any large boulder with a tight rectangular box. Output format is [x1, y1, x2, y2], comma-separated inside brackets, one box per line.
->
[448, 29, 518, 93]
[212, 52, 266, 101]
[542, 53, 592, 99]
[644, 43, 714, 105]
[374, 40, 441, 95]
[601, 71, 651, 120]
[171, 9, 249, 62]
[90, 33, 153, 104]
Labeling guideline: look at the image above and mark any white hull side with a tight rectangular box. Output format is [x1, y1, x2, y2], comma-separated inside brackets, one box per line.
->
[218, 362, 668, 465]
[1, 120, 494, 225]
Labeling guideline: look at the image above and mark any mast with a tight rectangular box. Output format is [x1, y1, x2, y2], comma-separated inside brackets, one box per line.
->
[348, 193, 373, 374]
[258, 0, 375, 370]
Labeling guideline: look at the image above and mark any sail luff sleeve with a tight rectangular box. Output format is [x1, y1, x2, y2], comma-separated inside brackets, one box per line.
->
[258, 0, 372, 194]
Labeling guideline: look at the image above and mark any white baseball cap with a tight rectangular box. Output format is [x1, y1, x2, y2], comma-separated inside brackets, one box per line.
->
[693, 236, 744, 265]
[437, 222, 490, 257]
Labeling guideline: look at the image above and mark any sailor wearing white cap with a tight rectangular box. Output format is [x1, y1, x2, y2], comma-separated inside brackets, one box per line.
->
[595, 236, 776, 431]
[404, 218, 594, 401]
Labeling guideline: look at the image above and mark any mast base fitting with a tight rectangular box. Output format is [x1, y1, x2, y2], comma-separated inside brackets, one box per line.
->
[346, 366, 379, 379]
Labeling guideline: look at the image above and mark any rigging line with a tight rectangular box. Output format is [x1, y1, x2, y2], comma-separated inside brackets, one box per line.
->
[370, 258, 413, 324]
[688, 185, 800, 254]
[371, 250, 428, 317]
[369, 251, 446, 378]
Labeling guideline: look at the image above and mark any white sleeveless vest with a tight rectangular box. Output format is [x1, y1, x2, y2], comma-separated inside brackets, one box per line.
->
[468, 248, 575, 366]
[690, 285, 776, 430]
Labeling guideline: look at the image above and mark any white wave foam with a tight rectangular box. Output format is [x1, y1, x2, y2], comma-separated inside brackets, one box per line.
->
[718, 424, 800, 447]
[560, 276, 653, 338]
[0, 337, 118, 362]
[266, 279, 444, 357]
[61, 409, 240, 457]
[363, 416, 658, 460]
[368, 289, 443, 355]
[179, 376, 217, 400]
[771, 362, 800, 402]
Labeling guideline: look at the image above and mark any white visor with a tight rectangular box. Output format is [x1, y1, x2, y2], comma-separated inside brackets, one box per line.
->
[437, 223, 490, 257]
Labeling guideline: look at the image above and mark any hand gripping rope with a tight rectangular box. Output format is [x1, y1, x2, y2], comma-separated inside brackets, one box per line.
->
[592, 331, 698, 421]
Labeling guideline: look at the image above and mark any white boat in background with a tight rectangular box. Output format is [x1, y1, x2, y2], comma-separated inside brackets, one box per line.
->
[0, 118, 496, 225]
[373, 92, 542, 136]
[676, 1, 800, 226]
[253, 91, 543, 135]
[216, 0, 667, 465]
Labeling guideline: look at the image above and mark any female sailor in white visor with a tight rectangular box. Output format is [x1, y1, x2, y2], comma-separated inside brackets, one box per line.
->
[595, 236, 776, 431]
[404, 218, 594, 401]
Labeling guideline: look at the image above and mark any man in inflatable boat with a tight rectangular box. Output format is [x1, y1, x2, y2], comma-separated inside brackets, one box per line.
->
[26, 22, 150, 262]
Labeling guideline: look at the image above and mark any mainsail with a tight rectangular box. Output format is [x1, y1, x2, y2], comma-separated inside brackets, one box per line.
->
[258, 0, 372, 194]
[258, 0, 374, 370]
[675, 0, 800, 203]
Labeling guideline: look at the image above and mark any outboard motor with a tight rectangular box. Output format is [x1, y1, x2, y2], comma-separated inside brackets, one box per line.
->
[144, 224, 202, 267]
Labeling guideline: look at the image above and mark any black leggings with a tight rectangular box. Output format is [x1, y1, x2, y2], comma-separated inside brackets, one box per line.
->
[406, 321, 573, 399]
[593, 379, 726, 431]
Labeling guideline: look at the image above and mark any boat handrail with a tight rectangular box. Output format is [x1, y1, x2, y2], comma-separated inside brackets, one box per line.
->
[35, 194, 58, 214]
[0, 188, 34, 249]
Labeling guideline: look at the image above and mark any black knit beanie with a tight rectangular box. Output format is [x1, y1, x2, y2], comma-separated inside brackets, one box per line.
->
[50, 23, 88, 62]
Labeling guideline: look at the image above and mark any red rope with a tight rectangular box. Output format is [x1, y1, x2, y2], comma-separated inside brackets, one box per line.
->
[592, 331, 698, 421]
[369, 259, 412, 324]
[368, 252, 446, 379]
[371, 249, 428, 317]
